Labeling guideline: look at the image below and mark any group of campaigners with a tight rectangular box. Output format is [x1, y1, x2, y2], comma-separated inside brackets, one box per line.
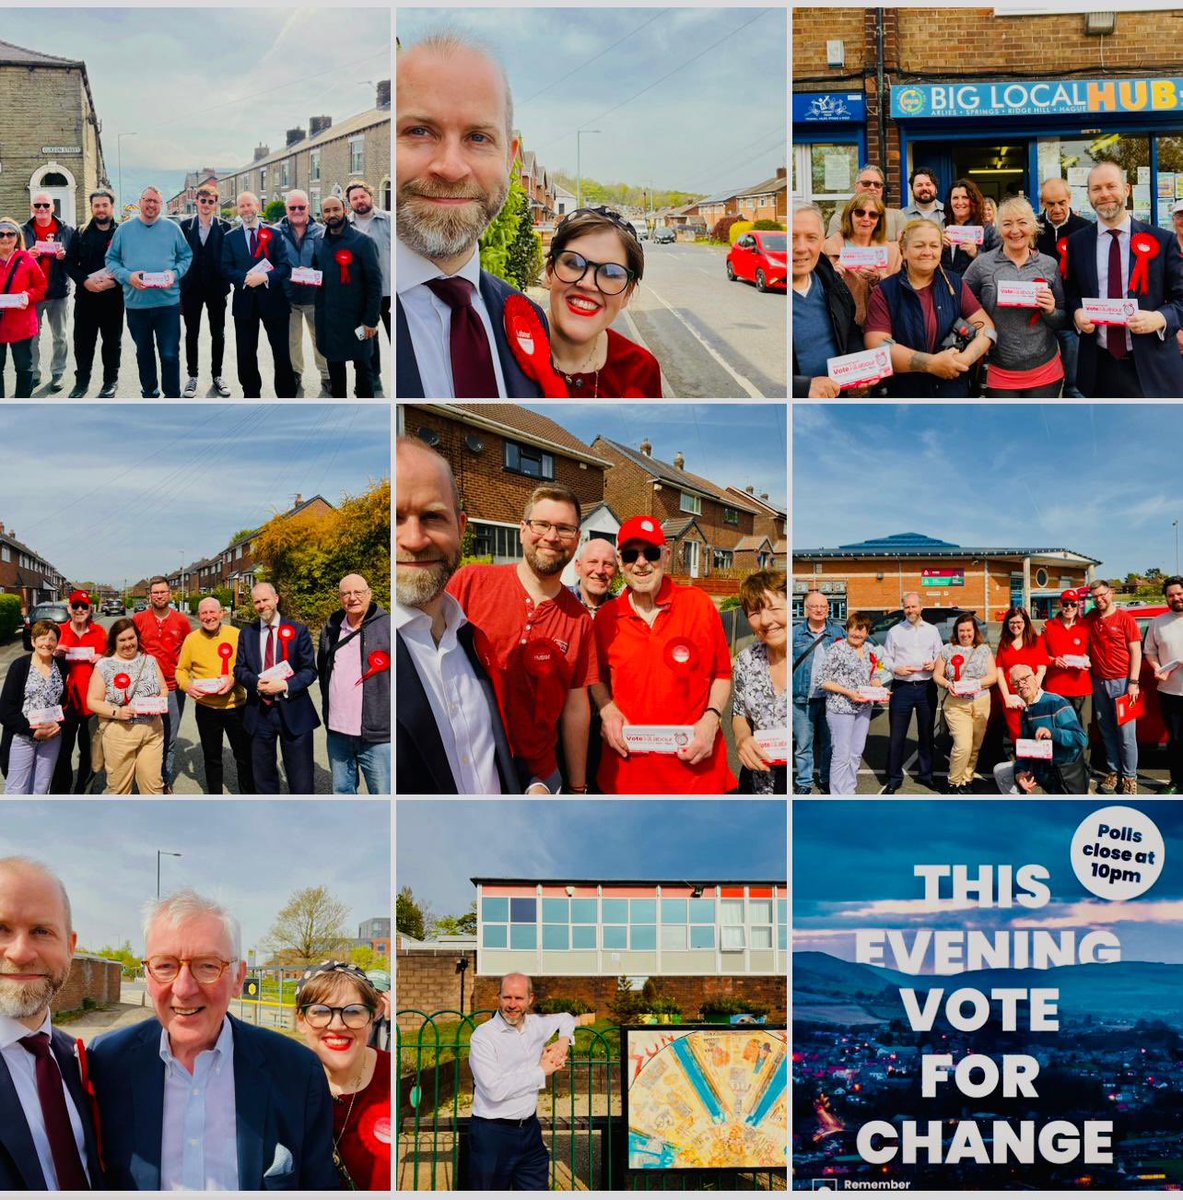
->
[0, 858, 390, 1189]
[0, 180, 389, 399]
[793, 161, 1183, 398]
[794, 577, 1183, 796]
[396, 436, 787, 795]
[0, 575, 390, 795]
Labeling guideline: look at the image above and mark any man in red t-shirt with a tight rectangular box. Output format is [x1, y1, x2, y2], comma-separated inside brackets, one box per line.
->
[134, 575, 194, 793]
[52, 589, 109, 793]
[447, 484, 597, 794]
[1085, 579, 1142, 794]
[1042, 589, 1093, 728]
[591, 516, 737, 795]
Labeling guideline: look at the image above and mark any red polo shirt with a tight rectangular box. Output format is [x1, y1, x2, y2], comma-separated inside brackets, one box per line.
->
[56, 620, 109, 716]
[447, 564, 598, 781]
[134, 608, 192, 690]
[593, 576, 736, 795]
[1086, 607, 1140, 682]
[1042, 616, 1093, 697]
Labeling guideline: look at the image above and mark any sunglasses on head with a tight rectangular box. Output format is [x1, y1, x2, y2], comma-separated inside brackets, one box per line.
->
[621, 545, 662, 565]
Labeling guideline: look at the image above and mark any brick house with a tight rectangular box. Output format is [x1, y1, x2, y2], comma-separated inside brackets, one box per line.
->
[734, 167, 787, 224]
[691, 186, 742, 233]
[520, 145, 556, 227]
[591, 438, 764, 579]
[726, 486, 787, 571]
[165, 167, 224, 218]
[0, 520, 67, 608]
[399, 404, 612, 562]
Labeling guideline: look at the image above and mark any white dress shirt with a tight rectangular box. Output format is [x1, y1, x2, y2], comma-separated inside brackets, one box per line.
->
[469, 1011, 577, 1119]
[159, 1017, 239, 1191]
[884, 618, 944, 682]
[395, 596, 501, 793]
[396, 239, 509, 398]
[1146, 610, 1183, 698]
[1094, 215, 1132, 353]
[0, 1013, 91, 1188]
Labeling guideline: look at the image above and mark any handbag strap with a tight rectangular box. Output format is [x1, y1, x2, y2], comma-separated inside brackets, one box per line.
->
[793, 632, 828, 672]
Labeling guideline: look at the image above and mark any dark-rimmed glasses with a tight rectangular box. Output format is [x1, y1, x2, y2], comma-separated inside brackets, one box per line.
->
[70, 602, 90, 610]
[1061, 599, 1079, 607]
[552, 251, 634, 295]
[197, 196, 218, 204]
[857, 179, 884, 188]
[32, 202, 52, 210]
[621, 545, 662, 565]
[142, 956, 233, 984]
[299, 1003, 374, 1029]
[524, 518, 579, 541]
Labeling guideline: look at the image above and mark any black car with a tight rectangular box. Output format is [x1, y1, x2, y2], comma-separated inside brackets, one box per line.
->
[867, 606, 980, 648]
[22, 601, 70, 650]
[101, 598, 125, 615]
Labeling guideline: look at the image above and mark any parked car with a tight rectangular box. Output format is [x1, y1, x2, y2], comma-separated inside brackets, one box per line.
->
[867, 607, 979, 649]
[133, 600, 148, 613]
[21, 601, 70, 651]
[102, 597, 125, 615]
[653, 226, 676, 244]
[726, 230, 786, 292]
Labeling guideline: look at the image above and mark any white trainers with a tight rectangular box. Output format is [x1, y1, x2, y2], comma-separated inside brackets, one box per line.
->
[214, 377, 232, 397]
[182, 377, 198, 398]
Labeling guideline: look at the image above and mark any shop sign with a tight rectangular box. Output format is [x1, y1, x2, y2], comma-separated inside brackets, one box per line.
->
[793, 92, 867, 124]
[40, 145, 82, 155]
[892, 77, 1183, 120]
[922, 568, 965, 587]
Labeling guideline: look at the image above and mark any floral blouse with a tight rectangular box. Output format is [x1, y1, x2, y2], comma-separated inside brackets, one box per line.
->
[22, 659, 64, 721]
[939, 643, 993, 696]
[733, 641, 787, 796]
[96, 654, 163, 719]
[820, 640, 893, 716]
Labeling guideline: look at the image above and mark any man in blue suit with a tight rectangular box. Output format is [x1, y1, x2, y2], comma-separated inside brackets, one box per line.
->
[234, 581, 320, 794]
[220, 191, 297, 398]
[0, 857, 101, 1191]
[1064, 161, 1183, 397]
[396, 32, 547, 399]
[89, 890, 338, 1190]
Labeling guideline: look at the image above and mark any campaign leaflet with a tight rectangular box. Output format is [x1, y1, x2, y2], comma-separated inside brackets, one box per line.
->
[793, 799, 1177, 1190]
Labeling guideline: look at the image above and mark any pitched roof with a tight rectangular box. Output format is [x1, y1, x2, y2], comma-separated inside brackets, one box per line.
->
[736, 173, 788, 198]
[596, 438, 761, 513]
[421, 403, 613, 467]
[733, 535, 773, 552]
[725, 485, 786, 518]
[0, 38, 81, 67]
[795, 531, 1101, 565]
[223, 107, 387, 176]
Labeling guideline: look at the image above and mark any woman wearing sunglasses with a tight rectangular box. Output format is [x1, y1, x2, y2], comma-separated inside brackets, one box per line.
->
[0, 216, 49, 397]
[295, 961, 391, 1189]
[544, 207, 663, 398]
[822, 193, 901, 326]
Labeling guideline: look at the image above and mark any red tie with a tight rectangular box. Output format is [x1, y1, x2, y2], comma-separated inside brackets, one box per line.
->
[424, 276, 499, 398]
[18, 1033, 90, 1190]
[1107, 229, 1129, 359]
[248, 227, 258, 258]
[262, 626, 275, 707]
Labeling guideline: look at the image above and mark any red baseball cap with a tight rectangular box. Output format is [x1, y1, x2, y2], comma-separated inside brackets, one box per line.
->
[1060, 589, 1080, 601]
[617, 516, 666, 548]
[69, 589, 92, 606]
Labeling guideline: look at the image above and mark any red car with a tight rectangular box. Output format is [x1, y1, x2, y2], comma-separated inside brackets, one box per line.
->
[726, 231, 786, 292]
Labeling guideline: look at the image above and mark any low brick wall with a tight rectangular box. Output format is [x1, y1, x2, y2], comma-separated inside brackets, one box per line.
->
[396, 946, 477, 1028]
[53, 954, 122, 1013]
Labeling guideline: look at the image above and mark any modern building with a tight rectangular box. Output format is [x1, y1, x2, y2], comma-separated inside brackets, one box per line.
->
[0, 38, 108, 226]
[0, 520, 67, 608]
[794, 7, 1183, 230]
[358, 916, 391, 956]
[792, 531, 1101, 622]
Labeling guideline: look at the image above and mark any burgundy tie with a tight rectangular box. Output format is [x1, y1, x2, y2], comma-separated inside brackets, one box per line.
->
[1106, 229, 1129, 359]
[18, 1033, 90, 1190]
[424, 276, 499, 398]
[262, 626, 275, 707]
[248, 227, 258, 258]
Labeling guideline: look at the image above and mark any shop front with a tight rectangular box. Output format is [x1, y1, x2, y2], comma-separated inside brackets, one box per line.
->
[892, 75, 1183, 230]
[791, 91, 867, 225]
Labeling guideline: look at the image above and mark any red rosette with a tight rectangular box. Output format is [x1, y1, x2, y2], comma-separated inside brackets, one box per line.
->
[358, 1104, 392, 1157]
[663, 637, 698, 672]
[277, 623, 296, 662]
[336, 248, 354, 284]
[1028, 278, 1048, 327]
[74, 1039, 107, 1170]
[114, 671, 132, 704]
[217, 642, 234, 676]
[1129, 232, 1160, 295]
[356, 648, 391, 685]
[504, 294, 568, 398]
[255, 225, 273, 260]
[951, 653, 965, 682]
[1056, 235, 1069, 280]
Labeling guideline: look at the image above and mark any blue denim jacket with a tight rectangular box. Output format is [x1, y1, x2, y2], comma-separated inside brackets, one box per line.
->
[792, 619, 845, 702]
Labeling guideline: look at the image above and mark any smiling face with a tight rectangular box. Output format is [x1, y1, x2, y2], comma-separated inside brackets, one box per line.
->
[746, 590, 787, 650]
[237, 193, 260, 223]
[397, 442, 465, 608]
[546, 227, 635, 348]
[90, 194, 114, 223]
[1000, 208, 1036, 252]
[297, 976, 374, 1076]
[575, 539, 618, 600]
[949, 187, 971, 222]
[1090, 583, 1113, 613]
[252, 583, 279, 624]
[521, 498, 579, 577]
[1087, 163, 1129, 225]
[954, 618, 977, 646]
[911, 173, 937, 204]
[197, 599, 222, 632]
[115, 625, 140, 659]
[32, 629, 59, 659]
[498, 973, 533, 1028]
[150, 581, 172, 613]
[321, 196, 347, 232]
[0, 862, 75, 1028]
[1167, 581, 1183, 612]
[804, 592, 829, 626]
[339, 574, 371, 623]
[792, 208, 824, 282]
[901, 224, 943, 277]
[620, 539, 666, 597]
[846, 625, 868, 649]
[139, 190, 162, 223]
[902, 593, 923, 623]
[849, 200, 881, 242]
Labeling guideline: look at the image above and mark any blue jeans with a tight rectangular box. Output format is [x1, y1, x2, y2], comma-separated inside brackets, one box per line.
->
[126, 304, 181, 397]
[161, 689, 187, 786]
[1056, 327, 1083, 398]
[1093, 676, 1138, 780]
[327, 731, 390, 794]
[792, 696, 830, 792]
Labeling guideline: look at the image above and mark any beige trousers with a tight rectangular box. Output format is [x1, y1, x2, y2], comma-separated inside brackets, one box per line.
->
[944, 691, 991, 785]
[289, 304, 327, 380]
[102, 718, 164, 794]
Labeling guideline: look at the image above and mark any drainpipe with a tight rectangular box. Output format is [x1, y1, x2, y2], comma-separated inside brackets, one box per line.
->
[876, 7, 888, 180]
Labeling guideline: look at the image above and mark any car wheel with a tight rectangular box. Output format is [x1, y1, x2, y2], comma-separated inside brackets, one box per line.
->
[756, 269, 769, 292]
[726, 261, 737, 282]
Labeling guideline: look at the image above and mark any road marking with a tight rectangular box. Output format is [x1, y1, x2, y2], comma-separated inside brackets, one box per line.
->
[640, 282, 764, 398]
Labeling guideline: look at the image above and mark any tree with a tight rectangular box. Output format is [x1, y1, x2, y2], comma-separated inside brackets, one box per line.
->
[264, 199, 286, 223]
[228, 527, 257, 545]
[507, 189, 543, 291]
[94, 940, 140, 977]
[397, 886, 428, 940]
[479, 162, 531, 288]
[348, 945, 391, 973]
[265, 885, 351, 965]
[432, 902, 477, 938]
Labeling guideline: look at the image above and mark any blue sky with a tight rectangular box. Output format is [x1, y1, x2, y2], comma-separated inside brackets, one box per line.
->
[794, 404, 1183, 578]
[0, 404, 389, 585]
[524, 402, 787, 511]
[396, 7, 786, 195]
[0, 800, 389, 956]
[396, 799, 786, 918]
[794, 799, 1183, 966]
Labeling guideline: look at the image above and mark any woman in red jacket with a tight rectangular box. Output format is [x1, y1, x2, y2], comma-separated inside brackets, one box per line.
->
[0, 216, 49, 397]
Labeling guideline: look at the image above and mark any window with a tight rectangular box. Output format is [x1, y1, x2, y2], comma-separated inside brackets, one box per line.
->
[470, 522, 522, 560]
[572, 926, 597, 950]
[483, 924, 508, 948]
[542, 925, 568, 950]
[281, 161, 290, 188]
[603, 925, 627, 949]
[1, 546, 10, 562]
[723, 507, 740, 525]
[690, 925, 716, 949]
[542, 898, 568, 923]
[680, 491, 702, 515]
[631, 925, 657, 951]
[661, 926, 687, 950]
[504, 440, 555, 480]
[350, 137, 365, 175]
[714, 549, 734, 570]
[510, 924, 536, 950]
[792, 140, 860, 232]
[602, 898, 628, 924]
[482, 897, 509, 922]
[310, 150, 321, 182]
[721, 897, 745, 950]
[509, 897, 536, 923]
[571, 899, 597, 923]
[259, 168, 267, 192]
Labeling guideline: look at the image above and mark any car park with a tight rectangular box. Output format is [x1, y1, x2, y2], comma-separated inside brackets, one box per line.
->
[21, 601, 70, 650]
[726, 230, 786, 292]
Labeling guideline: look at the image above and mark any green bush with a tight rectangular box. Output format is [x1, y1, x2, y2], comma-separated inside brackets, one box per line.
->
[720, 595, 743, 612]
[264, 199, 286, 223]
[0, 593, 22, 641]
[700, 994, 770, 1018]
[535, 996, 593, 1016]
[752, 219, 785, 231]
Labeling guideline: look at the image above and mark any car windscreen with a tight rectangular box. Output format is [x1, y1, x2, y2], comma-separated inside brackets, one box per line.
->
[760, 234, 786, 252]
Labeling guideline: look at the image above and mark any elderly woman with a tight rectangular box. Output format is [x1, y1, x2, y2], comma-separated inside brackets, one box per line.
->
[864, 219, 995, 397]
[942, 178, 1000, 275]
[994, 606, 1049, 745]
[963, 196, 1066, 397]
[296, 961, 391, 1190]
[933, 613, 998, 793]
[822, 193, 902, 326]
[0, 620, 64, 793]
[732, 570, 787, 795]
[0, 216, 49, 397]
[86, 617, 168, 794]
[819, 611, 892, 795]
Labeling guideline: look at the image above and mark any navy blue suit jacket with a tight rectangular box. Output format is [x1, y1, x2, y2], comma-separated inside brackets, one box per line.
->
[1064, 217, 1183, 396]
[234, 619, 321, 738]
[0, 1026, 103, 1190]
[88, 1014, 338, 1191]
[396, 269, 546, 397]
[220, 223, 291, 321]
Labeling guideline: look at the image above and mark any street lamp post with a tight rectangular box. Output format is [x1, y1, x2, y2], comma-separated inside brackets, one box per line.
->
[576, 129, 602, 210]
[1174, 520, 1179, 576]
[117, 132, 138, 213]
[156, 850, 182, 899]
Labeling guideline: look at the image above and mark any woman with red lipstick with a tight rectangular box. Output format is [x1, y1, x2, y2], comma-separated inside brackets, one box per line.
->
[544, 207, 663, 397]
[296, 961, 391, 1189]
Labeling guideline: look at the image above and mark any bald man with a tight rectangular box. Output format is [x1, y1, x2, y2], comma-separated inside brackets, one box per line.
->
[22, 192, 75, 392]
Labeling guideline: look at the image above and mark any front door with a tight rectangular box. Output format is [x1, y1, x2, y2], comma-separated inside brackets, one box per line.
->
[686, 540, 700, 579]
[908, 139, 1031, 207]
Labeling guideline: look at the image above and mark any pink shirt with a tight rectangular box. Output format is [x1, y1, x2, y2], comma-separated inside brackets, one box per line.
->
[327, 617, 364, 735]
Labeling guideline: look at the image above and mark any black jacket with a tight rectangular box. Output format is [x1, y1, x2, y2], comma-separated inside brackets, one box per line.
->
[792, 254, 861, 396]
[180, 215, 231, 298]
[21, 217, 77, 300]
[1035, 208, 1091, 261]
[0, 654, 63, 777]
[317, 602, 390, 743]
[220, 221, 290, 320]
[67, 219, 124, 307]
[310, 225, 381, 361]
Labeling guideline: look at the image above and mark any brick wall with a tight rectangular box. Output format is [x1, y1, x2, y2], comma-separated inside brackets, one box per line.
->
[792, 8, 870, 77]
[53, 954, 122, 1014]
[396, 946, 478, 1028]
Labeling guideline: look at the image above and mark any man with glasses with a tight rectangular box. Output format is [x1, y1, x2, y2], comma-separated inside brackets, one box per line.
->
[276, 189, 329, 396]
[591, 516, 737, 794]
[826, 164, 905, 240]
[396, 32, 547, 398]
[106, 186, 193, 397]
[1143, 575, 1183, 794]
[89, 890, 338, 1189]
[449, 484, 598, 794]
[318, 573, 391, 793]
[65, 189, 123, 398]
[21, 192, 76, 393]
[51, 590, 108, 793]
[179, 184, 232, 398]
[1042, 589, 1093, 730]
[1085, 579, 1142, 793]
[992, 664, 1088, 795]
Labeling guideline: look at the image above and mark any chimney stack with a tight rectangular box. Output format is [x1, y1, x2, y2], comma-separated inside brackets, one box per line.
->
[376, 79, 391, 109]
[673, 452, 685, 470]
[745, 485, 754, 494]
[286, 127, 306, 147]
[639, 438, 652, 457]
[253, 144, 270, 162]
[760, 492, 769, 501]
[309, 115, 333, 137]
